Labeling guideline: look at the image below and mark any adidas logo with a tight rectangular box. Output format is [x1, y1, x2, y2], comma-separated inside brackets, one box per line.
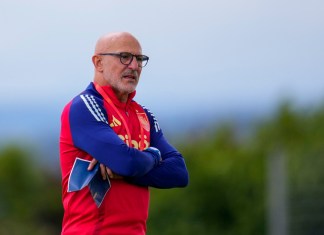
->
[110, 115, 121, 127]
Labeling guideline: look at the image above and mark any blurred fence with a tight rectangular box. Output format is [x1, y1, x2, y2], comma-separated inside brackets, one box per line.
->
[267, 149, 324, 235]
[288, 151, 324, 235]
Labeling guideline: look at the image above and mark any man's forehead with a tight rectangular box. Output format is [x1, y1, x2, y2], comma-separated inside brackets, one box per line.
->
[110, 38, 141, 49]
[96, 32, 142, 53]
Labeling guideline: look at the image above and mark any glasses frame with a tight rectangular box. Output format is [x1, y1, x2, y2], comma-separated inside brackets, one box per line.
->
[98, 52, 149, 68]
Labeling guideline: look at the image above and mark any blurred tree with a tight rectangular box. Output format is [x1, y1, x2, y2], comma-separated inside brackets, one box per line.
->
[0, 145, 63, 235]
[1, 102, 324, 235]
[148, 125, 266, 235]
[148, 102, 324, 235]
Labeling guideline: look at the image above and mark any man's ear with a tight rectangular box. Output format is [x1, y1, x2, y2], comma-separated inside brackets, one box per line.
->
[92, 55, 103, 72]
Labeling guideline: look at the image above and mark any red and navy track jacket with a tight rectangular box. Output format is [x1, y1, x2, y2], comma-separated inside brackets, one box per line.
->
[59, 82, 188, 235]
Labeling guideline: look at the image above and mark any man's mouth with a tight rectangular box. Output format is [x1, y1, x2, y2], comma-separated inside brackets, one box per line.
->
[123, 71, 138, 80]
[123, 74, 136, 79]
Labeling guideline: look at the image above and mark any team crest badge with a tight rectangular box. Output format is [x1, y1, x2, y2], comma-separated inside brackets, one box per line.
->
[137, 113, 150, 132]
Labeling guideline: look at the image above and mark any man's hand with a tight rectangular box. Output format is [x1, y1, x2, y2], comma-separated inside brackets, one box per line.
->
[105, 167, 123, 179]
[144, 147, 162, 165]
[88, 158, 123, 180]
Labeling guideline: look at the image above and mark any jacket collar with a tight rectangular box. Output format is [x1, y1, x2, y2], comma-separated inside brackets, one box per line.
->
[91, 82, 136, 109]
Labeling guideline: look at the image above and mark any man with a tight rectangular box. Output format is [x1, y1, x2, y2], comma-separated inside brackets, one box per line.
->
[59, 32, 189, 235]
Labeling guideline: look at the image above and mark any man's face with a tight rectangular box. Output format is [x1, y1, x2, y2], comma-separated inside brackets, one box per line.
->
[101, 36, 143, 98]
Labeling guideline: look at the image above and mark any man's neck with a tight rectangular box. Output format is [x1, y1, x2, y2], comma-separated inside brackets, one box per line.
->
[93, 77, 130, 103]
[113, 89, 128, 103]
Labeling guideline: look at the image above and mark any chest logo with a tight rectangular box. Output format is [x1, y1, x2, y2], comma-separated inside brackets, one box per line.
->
[137, 113, 150, 132]
[110, 115, 121, 128]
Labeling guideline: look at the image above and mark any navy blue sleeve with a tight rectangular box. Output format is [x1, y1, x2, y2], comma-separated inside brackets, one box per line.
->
[127, 108, 189, 188]
[69, 93, 159, 177]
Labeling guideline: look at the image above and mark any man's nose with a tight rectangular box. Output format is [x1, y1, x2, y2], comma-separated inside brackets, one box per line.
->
[128, 57, 140, 69]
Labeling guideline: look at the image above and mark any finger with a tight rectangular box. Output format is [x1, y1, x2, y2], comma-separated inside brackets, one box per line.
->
[106, 167, 114, 179]
[100, 164, 107, 180]
[87, 159, 98, 170]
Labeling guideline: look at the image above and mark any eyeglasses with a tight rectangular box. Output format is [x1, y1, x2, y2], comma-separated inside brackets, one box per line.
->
[98, 52, 149, 68]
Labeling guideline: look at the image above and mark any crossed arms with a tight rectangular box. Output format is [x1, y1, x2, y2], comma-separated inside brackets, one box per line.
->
[68, 95, 189, 189]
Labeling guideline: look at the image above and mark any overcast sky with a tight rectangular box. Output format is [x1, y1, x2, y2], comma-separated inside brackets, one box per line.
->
[1, 0, 324, 139]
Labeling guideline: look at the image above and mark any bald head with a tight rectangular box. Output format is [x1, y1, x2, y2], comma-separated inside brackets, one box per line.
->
[94, 32, 142, 55]
[92, 32, 144, 102]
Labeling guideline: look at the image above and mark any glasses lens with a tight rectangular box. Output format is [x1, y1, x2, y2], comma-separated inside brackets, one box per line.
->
[118, 52, 149, 67]
[119, 52, 133, 65]
[136, 55, 149, 67]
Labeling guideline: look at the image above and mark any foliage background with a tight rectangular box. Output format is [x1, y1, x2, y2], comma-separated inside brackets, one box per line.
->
[1, 102, 324, 234]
